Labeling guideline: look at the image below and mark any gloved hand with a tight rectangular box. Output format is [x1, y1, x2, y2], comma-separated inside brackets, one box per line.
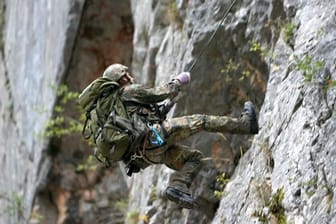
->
[158, 99, 176, 119]
[174, 72, 190, 86]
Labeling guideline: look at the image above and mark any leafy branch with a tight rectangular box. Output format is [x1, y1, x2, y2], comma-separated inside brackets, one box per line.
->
[214, 173, 230, 198]
[42, 84, 83, 138]
[42, 84, 98, 171]
[0, 192, 24, 219]
[76, 155, 98, 172]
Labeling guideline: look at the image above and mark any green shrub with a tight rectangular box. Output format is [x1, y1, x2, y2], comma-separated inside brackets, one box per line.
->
[294, 55, 325, 82]
[283, 22, 297, 44]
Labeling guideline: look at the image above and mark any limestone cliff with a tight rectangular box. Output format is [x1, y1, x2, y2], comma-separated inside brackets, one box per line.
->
[0, 0, 335, 224]
[128, 0, 336, 223]
[0, 0, 85, 223]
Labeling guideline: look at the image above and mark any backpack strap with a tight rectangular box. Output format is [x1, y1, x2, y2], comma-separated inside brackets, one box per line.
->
[82, 99, 98, 139]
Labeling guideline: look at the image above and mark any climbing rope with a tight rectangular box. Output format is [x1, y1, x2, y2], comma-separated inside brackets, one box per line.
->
[188, 0, 238, 73]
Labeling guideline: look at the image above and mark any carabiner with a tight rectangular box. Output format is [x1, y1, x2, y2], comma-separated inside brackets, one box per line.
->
[149, 126, 165, 146]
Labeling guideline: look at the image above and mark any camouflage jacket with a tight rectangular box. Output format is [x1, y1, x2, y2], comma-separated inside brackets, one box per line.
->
[120, 82, 180, 121]
[121, 82, 179, 103]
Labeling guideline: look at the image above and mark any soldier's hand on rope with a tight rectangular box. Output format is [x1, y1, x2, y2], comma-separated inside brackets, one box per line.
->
[174, 72, 190, 86]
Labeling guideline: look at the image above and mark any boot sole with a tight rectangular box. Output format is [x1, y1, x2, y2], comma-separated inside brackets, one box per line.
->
[165, 187, 195, 209]
[244, 101, 259, 134]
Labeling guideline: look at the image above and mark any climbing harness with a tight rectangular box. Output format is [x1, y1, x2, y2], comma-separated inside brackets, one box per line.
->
[124, 123, 166, 173]
[188, 0, 238, 73]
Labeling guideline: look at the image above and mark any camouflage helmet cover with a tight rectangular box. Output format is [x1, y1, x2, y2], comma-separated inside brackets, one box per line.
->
[102, 64, 129, 81]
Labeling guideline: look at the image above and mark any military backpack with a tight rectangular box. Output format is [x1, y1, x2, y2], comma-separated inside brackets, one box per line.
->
[78, 77, 147, 166]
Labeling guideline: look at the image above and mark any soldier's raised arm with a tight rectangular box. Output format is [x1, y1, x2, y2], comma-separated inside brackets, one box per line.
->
[121, 72, 190, 104]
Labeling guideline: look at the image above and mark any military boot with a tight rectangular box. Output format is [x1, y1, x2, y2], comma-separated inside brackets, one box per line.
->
[240, 101, 258, 134]
[164, 155, 202, 209]
[165, 186, 195, 209]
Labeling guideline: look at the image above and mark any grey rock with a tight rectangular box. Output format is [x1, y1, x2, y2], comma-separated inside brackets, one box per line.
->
[1, 0, 336, 223]
[0, 0, 85, 223]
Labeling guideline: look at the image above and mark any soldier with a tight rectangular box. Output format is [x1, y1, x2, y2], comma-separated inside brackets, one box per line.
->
[79, 63, 258, 209]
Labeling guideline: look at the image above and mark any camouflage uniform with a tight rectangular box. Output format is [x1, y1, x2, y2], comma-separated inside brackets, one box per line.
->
[120, 82, 255, 204]
[81, 64, 258, 208]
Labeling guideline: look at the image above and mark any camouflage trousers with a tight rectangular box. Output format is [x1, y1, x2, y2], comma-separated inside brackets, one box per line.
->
[140, 114, 250, 193]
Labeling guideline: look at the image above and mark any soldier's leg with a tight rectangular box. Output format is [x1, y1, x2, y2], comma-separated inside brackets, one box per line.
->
[162, 101, 258, 142]
[205, 101, 258, 134]
[162, 144, 203, 209]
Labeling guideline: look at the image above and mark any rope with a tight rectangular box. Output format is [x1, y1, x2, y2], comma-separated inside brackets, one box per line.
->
[188, 0, 238, 73]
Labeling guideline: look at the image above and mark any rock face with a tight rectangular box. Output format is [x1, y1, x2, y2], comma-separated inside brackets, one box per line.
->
[0, 0, 85, 223]
[212, 1, 336, 223]
[0, 0, 335, 223]
[128, 0, 269, 222]
[0, 0, 133, 223]
[30, 1, 134, 224]
[129, 0, 336, 223]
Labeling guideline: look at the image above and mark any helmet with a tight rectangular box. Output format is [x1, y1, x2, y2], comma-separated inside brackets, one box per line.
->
[103, 64, 129, 81]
